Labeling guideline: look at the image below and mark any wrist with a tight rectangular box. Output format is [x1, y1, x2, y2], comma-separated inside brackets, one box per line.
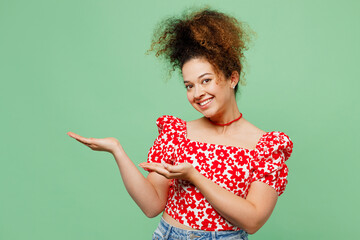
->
[112, 144, 125, 158]
[189, 168, 203, 185]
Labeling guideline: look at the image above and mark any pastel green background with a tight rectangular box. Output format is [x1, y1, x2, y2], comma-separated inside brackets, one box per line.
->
[1, 0, 359, 239]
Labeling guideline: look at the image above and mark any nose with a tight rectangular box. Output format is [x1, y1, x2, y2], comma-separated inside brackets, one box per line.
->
[193, 85, 205, 99]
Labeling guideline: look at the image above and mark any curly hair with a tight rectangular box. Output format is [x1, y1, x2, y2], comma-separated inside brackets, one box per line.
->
[146, 6, 256, 94]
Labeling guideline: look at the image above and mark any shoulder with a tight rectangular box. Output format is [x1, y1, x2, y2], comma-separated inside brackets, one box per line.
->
[186, 117, 210, 136]
[239, 117, 265, 133]
[185, 117, 203, 127]
[256, 131, 294, 161]
[237, 117, 267, 145]
[239, 117, 293, 145]
[260, 131, 293, 149]
[155, 115, 185, 133]
[239, 118, 293, 157]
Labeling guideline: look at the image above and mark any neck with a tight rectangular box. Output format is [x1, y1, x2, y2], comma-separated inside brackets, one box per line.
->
[209, 113, 242, 126]
[207, 97, 241, 125]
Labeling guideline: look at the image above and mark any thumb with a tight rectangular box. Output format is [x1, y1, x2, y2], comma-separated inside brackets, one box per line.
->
[163, 163, 182, 172]
[162, 162, 173, 170]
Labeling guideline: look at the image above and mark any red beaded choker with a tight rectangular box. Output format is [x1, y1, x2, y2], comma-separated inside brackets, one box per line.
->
[208, 113, 243, 126]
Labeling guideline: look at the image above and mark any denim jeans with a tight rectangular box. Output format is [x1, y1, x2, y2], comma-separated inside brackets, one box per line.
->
[152, 217, 249, 240]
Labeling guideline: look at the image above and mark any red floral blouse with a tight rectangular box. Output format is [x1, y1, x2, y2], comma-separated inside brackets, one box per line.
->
[145, 115, 294, 231]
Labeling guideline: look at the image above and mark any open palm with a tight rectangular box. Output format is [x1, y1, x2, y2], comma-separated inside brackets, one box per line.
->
[67, 132, 120, 154]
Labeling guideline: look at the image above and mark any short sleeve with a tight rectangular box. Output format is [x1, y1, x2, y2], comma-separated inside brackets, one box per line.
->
[146, 115, 177, 171]
[251, 132, 294, 196]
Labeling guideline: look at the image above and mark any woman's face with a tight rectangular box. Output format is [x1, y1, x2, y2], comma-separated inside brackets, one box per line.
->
[182, 57, 235, 118]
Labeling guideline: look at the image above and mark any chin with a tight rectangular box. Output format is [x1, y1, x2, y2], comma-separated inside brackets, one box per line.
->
[201, 113, 211, 118]
[192, 103, 216, 118]
[196, 109, 213, 118]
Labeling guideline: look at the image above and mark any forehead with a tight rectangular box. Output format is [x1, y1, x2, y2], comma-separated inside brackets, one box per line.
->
[182, 58, 215, 81]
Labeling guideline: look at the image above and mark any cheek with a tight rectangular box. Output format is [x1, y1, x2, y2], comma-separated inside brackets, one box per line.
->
[207, 85, 219, 96]
[186, 92, 192, 103]
[187, 92, 198, 107]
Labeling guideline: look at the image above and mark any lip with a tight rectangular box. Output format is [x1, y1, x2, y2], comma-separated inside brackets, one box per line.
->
[197, 97, 214, 109]
[196, 97, 213, 104]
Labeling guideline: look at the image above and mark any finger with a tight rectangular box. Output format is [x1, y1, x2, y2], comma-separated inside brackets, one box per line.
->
[149, 166, 181, 178]
[139, 163, 165, 171]
[163, 172, 183, 179]
[140, 165, 170, 177]
[163, 163, 183, 173]
[139, 162, 165, 169]
[67, 132, 93, 144]
[139, 163, 166, 171]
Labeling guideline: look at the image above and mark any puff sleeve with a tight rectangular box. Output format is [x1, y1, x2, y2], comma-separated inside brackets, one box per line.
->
[146, 115, 177, 171]
[251, 132, 294, 196]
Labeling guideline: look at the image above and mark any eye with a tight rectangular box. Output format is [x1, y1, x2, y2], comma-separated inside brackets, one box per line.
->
[202, 78, 211, 84]
[185, 85, 193, 90]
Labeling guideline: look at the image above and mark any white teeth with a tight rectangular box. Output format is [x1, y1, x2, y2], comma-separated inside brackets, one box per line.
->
[199, 98, 213, 106]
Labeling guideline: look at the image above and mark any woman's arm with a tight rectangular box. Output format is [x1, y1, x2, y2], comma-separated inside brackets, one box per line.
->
[190, 170, 278, 234]
[113, 147, 171, 218]
[67, 132, 170, 218]
[139, 162, 278, 234]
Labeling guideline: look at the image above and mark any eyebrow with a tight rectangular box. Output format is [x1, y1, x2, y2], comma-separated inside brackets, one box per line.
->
[183, 73, 213, 83]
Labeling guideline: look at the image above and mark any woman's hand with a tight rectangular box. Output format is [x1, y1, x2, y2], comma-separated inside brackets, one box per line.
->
[67, 131, 121, 154]
[138, 162, 199, 182]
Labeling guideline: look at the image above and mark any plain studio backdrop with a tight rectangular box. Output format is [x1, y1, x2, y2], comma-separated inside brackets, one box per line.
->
[0, 0, 359, 239]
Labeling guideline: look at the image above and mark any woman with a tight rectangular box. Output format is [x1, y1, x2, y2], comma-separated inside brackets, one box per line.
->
[67, 8, 294, 240]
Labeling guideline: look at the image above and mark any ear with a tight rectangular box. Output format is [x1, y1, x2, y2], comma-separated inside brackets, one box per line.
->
[230, 71, 240, 89]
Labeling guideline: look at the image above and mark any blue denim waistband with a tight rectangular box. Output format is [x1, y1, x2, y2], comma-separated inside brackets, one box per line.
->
[154, 216, 248, 240]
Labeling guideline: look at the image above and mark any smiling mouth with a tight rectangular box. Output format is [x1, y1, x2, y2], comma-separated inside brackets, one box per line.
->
[198, 97, 213, 107]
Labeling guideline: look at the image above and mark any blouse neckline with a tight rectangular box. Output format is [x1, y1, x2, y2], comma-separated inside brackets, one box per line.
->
[181, 118, 273, 152]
